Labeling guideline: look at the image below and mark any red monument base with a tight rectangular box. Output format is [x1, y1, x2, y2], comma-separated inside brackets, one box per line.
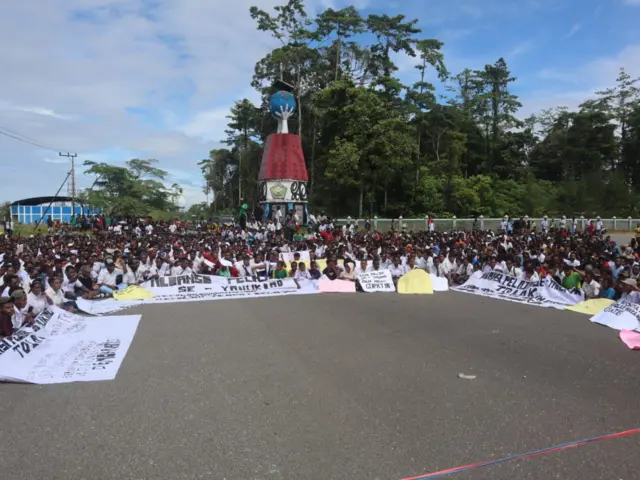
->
[258, 133, 308, 182]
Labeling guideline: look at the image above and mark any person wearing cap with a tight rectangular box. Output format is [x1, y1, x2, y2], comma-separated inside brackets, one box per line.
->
[618, 277, 640, 304]
[97, 259, 121, 296]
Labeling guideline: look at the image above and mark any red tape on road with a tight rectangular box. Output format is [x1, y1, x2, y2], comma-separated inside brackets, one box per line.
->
[400, 428, 640, 480]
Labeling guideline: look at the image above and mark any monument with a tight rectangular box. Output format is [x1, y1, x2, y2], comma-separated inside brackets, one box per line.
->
[257, 81, 309, 224]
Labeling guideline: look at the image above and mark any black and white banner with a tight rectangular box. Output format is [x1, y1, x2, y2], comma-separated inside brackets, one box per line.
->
[0, 307, 140, 384]
[357, 270, 395, 292]
[590, 300, 640, 331]
[453, 271, 583, 309]
[77, 273, 318, 315]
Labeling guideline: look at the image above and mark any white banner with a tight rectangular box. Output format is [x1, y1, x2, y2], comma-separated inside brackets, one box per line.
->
[358, 270, 395, 292]
[0, 307, 140, 384]
[77, 274, 318, 315]
[590, 300, 640, 331]
[453, 271, 583, 309]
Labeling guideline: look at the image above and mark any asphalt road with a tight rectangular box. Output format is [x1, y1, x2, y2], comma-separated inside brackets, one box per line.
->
[1, 292, 639, 480]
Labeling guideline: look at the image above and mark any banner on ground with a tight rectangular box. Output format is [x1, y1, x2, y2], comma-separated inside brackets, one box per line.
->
[318, 278, 356, 293]
[113, 285, 156, 301]
[398, 269, 434, 294]
[0, 307, 140, 384]
[590, 300, 640, 331]
[77, 273, 318, 315]
[453, 271, 583, 308]
[357, 270, 395, 293]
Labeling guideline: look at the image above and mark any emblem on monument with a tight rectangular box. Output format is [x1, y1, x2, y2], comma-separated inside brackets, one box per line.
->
[270, 182, 288, 200]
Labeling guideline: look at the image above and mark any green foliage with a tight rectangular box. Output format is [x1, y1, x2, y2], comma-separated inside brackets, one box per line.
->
[0, 201, 10, 220]
[82, 159, 178, 216]
[200, 1, 640, 218]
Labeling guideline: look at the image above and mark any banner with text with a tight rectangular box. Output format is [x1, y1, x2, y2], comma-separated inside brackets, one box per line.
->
[77, 274, 318, 315]
[453, 271, 583, 309]
[590, 300, 640, 332]
[0, 307, 140, 384]
[357, 270, 396, 293]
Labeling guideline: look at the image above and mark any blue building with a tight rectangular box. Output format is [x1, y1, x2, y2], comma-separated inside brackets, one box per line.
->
[10, 196, 100, 224]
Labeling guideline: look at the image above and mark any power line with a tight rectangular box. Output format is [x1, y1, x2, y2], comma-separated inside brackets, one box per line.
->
[0, 125, 62, 152]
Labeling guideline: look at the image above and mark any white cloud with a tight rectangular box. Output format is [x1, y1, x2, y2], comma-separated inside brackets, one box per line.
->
[0, 0, 357, 205]
[565, 23, 582, 38]
[522, 44, 640, 116]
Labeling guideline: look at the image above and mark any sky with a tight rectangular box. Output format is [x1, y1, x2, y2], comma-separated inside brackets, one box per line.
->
[1, 0, 639, 207]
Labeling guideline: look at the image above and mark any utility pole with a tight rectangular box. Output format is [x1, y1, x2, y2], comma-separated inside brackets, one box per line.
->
[59, 152, 77, 220]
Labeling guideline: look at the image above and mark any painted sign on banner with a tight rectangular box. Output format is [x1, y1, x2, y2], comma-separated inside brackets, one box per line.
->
[590, 300, 640, 331]
[77, 274, 318, 315]
[0, 307, 140, 384]
[453, 271, 583, 309]
[357, 270, 395, 292]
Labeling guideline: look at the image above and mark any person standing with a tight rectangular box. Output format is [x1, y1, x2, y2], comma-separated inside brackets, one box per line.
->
[238, 200, 248, 231]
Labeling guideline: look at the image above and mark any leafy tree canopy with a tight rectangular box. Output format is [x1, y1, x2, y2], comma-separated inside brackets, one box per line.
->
[201, 0, 640, 218]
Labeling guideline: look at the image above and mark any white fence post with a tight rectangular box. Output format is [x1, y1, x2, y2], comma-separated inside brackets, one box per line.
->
[480, 215, 484, 229]
[373, 215, 378, 230]
[580, 215, 585, 230]
[613, 216, 617, 230]
[629, 216, 633, 230]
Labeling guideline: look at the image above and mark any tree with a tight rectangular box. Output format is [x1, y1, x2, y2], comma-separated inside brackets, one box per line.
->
[0, 201, 11, 221]
[196, 1, 640, 218]
[82, 159, 177, 216]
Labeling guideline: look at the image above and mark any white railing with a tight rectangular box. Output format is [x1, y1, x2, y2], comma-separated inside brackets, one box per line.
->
[336, 216, 640, 232]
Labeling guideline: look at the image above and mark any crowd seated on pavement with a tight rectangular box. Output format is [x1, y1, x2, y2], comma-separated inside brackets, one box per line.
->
[2, 211, 640, 337]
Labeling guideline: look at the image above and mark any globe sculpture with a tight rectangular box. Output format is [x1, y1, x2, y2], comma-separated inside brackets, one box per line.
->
[257, 88, 309, 226]
[269, 90, 297, 118]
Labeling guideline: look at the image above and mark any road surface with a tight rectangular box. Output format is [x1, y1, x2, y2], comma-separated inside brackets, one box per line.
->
[1, 292, 638, 480]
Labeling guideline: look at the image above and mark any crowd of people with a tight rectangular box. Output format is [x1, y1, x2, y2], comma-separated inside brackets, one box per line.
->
[2, 213, 640, 337]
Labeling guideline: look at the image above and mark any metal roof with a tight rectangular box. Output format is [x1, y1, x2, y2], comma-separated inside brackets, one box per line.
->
[10, 196, 74, 206]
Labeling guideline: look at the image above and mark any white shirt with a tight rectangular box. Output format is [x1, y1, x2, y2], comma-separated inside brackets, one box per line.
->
[12, 305, 27, 330]
[122, 268, 146, 285]
[27, 292, 48, 315]
[441, 258, 457, 276]
[45, 287, 65, 307]
[294, 269, 311, 280]
[62, 278, 83, 294]
[236, 263, 254, 278]
[388, 264, 407, 278]
[170, 266, 193, 276]
[149, 263, 170, 277]
[354, 264, 371, 276]
[582, 279, 601, 299]
[506, 266, 523, 278]
[519, 271, 540, 282]
[620, 291, 640, 304]
[97, 269, 120, 287]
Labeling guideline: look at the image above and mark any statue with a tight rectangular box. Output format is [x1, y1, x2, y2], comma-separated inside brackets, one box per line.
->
[257, 84, 310, 226]
[269, 90, 296, 134]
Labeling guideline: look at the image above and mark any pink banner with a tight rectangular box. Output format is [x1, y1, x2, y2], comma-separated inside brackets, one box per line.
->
[318, 278, 356, 293]
[620, 330, 640, 350]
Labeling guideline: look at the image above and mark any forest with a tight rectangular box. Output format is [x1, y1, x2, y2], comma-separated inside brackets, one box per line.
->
[197, 0, 640, 219]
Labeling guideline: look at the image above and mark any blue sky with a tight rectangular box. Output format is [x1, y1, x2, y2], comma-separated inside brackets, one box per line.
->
[1, 0, 639, 206]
